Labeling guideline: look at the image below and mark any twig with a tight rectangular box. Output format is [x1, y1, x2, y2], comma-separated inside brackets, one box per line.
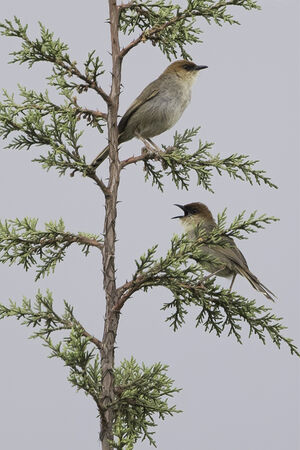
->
[118, 1, 134, 10]
[57, 62, 111, 104]
[49, 307, 103, 351]
[78, 108, 107, 121]
[86, 169, 111, 197]
[113, 274, 145, 312]
[71, 97, 108, 121]
[119, 0, 244, 59]
[120, 14, 188, 58]
[74, 235, 104, 251]
[121, 153, 149, 168]
[10, 25, 111, 104]
[80, 328, 102, 351]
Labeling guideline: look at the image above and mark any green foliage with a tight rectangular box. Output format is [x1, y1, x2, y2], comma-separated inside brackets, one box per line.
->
[117, 211, 298, 356]
[0, 18, 69, 66]
[0, 18, 104, 87]
[47, 325, 102, 403]
[0, 291, 181, 447]
[0, 290, 102, 404]
[113, 357, 181, 449]
[119, 0, 260, 59]
[0, 5, 298, 449]
[0, 18, 107, 177]
[127, 210, 278, 295]
[0, 217, 102, 280]
[162, 284, 299, 356]
[132, 210, 278, 286]
[0, 88, 88, 175]
[215, 208, 277, 240]
[142, 127, 277, 191]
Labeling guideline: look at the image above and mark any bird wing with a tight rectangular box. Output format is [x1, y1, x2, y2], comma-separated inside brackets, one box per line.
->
[118, 82, 160, 134]
[209, 236, 249, 270]
[203, 237, 276, 301]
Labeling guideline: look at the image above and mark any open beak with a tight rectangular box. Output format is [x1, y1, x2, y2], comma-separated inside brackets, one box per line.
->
[195, 65, 208, 71]
[171, 204, 186, 219]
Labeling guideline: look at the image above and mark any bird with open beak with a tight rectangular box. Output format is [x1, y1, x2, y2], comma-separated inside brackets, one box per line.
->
[173, 202, 275, 301]
[91, 60, 207, 168]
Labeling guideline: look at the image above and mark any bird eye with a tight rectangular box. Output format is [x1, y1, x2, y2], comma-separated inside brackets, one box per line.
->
[183, 64, 194, 71]
[186, 209, 196, 215]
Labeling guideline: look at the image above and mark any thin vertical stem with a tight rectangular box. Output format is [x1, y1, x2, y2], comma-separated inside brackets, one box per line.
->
[100, 1, 122, 449]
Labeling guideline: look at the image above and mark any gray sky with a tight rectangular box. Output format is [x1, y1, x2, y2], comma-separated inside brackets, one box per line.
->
[0, 1, 299, 449]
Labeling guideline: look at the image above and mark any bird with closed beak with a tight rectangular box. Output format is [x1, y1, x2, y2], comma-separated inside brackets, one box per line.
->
[91, 60, 207, 169]
[173, 202, 275, 301]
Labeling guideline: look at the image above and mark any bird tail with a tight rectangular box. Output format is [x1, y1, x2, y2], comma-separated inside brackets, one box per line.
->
[236, 267, 276, 301]
[90, 145, 109, 169]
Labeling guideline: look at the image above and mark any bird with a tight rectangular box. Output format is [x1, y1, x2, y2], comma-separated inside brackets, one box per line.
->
[90, 60, 207, 169]
[172, 202, 276, 301]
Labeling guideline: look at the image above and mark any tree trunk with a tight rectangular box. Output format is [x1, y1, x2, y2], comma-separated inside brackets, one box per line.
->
[100, 1, 122, 449]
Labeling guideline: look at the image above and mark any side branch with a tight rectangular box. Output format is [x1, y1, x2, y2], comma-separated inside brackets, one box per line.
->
[113, 224, 298, 356]
[86, 168, 111, 197]
[119, 0, 260, 59]
[0, 18, 111, 104]
[114, 274, 147, 311]
[77, 327, 102, 351]
[120, 128, 277, 192]
[70, 96, 108, 122]
[67, 64, 111, 104]
[0, 291, 103, 408]
[0, 218, 103, 280]
[120, 151, 151, 168]
[0, 88, 110, 186]
[115, 210, 278, 310]
[119, 10, 190, 58]
[0, 291, 102, 351]
[73, 106, 108, 122]
[118, 1, 134, 10]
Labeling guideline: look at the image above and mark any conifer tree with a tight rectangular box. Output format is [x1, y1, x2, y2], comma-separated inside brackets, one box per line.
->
[0, 2, 298, 449]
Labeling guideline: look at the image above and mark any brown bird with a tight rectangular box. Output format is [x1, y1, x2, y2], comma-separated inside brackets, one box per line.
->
[91, 60, 207, 168]
[173, 202, 276, 301]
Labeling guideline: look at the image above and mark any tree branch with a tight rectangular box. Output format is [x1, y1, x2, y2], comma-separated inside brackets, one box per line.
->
[120, 128, 277, 192]
[118, 1, 135, 10]
[119, 9, 190, 59]
[66, 66, 111, 104]
[119, 0, 260, 59]
[0, 218, 103, 280]
[114, 211, 279, 312]
[120, 147, 153, 168]
[0, 18, 111, 103]
[70, 96, 108, 122]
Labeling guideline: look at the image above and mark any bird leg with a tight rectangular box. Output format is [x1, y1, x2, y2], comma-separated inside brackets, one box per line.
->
[147, 138, 163, 154]
[195, 266, 227, 289]
[200, 266, 226, 283]
[135, 132, 152, 151]
[135, 133, 161, 157]
[229, 273, 237, 292]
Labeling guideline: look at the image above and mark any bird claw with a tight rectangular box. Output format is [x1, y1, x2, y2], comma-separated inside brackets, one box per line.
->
[70, 169, 77, 178]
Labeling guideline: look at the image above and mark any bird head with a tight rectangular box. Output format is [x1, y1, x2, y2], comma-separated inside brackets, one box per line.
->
[172, 202, 215, 232]
[163, 60, 208, 85]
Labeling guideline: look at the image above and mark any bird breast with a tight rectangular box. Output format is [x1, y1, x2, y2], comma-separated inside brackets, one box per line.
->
[130, 76, 192, 139]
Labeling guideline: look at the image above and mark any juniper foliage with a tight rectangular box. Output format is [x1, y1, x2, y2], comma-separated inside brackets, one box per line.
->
[0, 2, 297, 450]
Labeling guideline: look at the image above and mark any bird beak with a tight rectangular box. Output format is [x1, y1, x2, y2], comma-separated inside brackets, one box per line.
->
[171, 204, 186, 219]
[195, 65, 208, 71]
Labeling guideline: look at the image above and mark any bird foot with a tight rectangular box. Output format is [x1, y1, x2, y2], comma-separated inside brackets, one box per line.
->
[70, 169, 78, 178]
[141, 146, 161, 161]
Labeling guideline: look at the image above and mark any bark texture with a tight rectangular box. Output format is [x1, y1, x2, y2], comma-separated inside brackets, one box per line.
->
[100, 1, 123, 449]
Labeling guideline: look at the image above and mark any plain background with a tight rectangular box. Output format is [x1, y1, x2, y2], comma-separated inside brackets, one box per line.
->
[0, 1, 299, 449]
